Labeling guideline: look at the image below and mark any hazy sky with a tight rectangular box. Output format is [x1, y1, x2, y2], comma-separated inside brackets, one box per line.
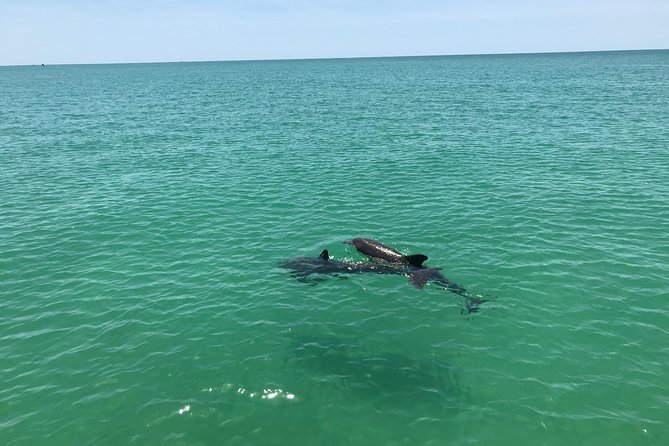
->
[1, 0, 668, 65]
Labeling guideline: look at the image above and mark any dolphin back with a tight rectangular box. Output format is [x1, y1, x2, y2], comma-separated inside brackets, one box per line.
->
[346, 237, 429, 266]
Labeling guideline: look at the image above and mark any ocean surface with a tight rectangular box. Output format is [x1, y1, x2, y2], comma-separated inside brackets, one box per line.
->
[1, 50, 668, 445]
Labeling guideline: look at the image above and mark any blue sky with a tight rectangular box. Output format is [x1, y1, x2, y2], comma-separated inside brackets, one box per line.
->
[1, 0, 668, 65]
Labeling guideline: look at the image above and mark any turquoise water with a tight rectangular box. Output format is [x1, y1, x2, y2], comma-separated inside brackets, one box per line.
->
[1, 50, 668, 445]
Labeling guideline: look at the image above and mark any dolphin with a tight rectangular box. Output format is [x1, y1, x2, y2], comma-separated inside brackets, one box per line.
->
[281, 249, 489, 314]
[345, 237, 428, 267]
[281, 249, 445, 288]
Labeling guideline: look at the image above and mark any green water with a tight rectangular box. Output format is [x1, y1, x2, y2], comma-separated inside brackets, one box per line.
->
[1, 51, 668, 445]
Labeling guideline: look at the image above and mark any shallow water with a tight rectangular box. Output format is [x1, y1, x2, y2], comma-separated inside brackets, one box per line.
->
[2, 51, 668, 445]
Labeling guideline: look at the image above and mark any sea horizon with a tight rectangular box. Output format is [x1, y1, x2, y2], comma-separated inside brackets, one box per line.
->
[2, 46, 667, 68]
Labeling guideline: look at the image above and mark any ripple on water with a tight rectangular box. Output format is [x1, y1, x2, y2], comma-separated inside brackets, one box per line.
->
[2, 53, 669, 445]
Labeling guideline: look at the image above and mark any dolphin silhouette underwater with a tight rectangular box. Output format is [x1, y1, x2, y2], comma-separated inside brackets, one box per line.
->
[280, 248, 488, 313]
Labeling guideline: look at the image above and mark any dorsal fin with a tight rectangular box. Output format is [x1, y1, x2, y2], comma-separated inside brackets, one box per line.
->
[319, 249, 330, 261]
[404, 254, 428, 267]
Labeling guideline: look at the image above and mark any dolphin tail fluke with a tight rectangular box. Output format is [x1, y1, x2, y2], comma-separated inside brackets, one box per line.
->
[462, 295, 490, 315]
[404, 254, 428, 267]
